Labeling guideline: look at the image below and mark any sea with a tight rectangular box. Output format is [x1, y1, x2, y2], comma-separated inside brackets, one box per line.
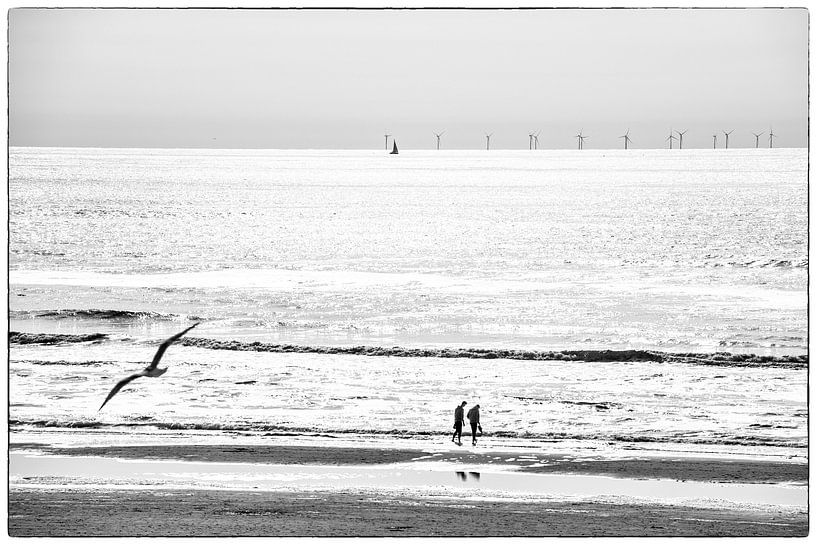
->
[8, 147, 808, 457]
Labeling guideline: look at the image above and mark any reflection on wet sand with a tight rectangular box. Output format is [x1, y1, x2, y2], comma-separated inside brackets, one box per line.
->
[456, 471, 481, 482]
[9, 453, 806, 508]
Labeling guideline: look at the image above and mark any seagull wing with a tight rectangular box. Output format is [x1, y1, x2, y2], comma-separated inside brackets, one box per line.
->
[146, 322, 200, 371]
[99, 372, 146, 411]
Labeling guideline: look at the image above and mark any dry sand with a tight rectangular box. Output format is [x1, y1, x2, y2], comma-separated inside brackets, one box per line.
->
[8, 488, 806, 537]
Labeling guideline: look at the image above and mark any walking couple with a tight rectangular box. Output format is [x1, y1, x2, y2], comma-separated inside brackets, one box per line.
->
[452, 401, 482, 446]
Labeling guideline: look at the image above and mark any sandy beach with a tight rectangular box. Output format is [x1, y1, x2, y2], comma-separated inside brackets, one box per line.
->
[10, 488, 806, 537]
[8, 431, 808, 537]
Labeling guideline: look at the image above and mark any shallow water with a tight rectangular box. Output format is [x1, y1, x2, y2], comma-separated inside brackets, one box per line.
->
[8, 342, 807, 450]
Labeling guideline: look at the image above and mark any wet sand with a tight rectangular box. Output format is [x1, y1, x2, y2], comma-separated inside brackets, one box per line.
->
[8, 440, 808, 537]
[11, 441, 808, 483]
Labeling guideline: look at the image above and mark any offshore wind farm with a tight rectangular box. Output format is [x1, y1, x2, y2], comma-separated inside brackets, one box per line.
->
[382, 127, 783, 152]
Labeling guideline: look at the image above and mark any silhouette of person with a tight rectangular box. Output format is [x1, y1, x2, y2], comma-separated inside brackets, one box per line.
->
[466, 404, 482, 446]
[452, 401, 467, 445]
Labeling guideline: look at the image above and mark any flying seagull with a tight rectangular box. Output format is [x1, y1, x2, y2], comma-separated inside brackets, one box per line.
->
[98, 322, 200, 411]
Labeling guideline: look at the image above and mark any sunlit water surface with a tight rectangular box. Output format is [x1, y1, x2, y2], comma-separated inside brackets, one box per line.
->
[8, 147, 808, 457]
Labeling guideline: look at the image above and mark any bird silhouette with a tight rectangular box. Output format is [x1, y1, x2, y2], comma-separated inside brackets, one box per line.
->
[98, 322, 199, 411]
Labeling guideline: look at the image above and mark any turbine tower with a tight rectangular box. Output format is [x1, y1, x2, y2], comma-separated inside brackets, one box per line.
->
[666, 130, 677, 149]
[619, 129, 632, 150]
[768, 128, 776, 148]
[528, 132, 535, 150]
[434, 130, 445, 150]
[485, 133, 493, 151]
[751, 131, 764, 148]
[384, 131, 391, 151]
[723, 130, 734, 149]
[575, 130, 587, 150]
[533, 131, 540, 150]
[712, 134, 717, 149]
[676, 129, 688, 149]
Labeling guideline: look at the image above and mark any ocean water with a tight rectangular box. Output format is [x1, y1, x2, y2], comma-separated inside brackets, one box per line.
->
[8, 147, 808, 454]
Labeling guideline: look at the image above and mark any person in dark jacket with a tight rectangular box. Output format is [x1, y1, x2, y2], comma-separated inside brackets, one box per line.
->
[452, 401, 467, 445]
[466, 404, 482, 446]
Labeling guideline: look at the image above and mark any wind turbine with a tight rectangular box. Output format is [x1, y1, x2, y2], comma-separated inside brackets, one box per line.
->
[533, 131, 540, 150]
[723, 130, 734, 149]
[751, 131, 764, 148]
[666, 129, 677, 149]
[384, 131, 391, 151]
[434, 130, 445, 150]
[619, 129, 632, 150]
[485, 133, 493, 150]
[575, 130, 587, 150]
[768, 128, 776, 148]
[676, 129, 688, 149]
[712, 134, 718, 149]
[528, 132, 535, 150]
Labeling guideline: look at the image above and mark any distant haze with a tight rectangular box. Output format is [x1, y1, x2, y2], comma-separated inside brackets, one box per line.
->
[8, 8, 808, 149]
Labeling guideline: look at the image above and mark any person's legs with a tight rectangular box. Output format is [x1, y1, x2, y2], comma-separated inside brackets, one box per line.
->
[470, 423, 478, 445]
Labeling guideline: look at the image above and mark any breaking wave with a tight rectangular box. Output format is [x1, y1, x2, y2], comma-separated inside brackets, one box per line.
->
[7, 419, 805, 449]
[737, 258, 808, 269]
[9, 332, 109, 344]
[9, 330, 807, 368]
[177, 337, 807, 368]
[9, 309, 184, 321]
[11, 359, 110, 366]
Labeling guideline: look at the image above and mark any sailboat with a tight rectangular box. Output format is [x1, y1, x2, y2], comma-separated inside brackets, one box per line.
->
[390, 140, 399, 155]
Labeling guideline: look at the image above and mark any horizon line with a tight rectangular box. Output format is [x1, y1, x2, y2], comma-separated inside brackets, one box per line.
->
[8, 145, 803, 151]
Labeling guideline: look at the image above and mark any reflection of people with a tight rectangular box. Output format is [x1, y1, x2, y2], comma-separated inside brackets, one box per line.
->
[452, 401, 467, 445]
[467, 404, 482, 446]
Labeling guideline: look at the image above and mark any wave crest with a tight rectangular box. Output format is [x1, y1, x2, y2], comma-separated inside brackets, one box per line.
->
[9, 330, 807, 368]
[9, 332, 109, 344]
[178, 337, 807, 368]
[10, 309, 179, 321]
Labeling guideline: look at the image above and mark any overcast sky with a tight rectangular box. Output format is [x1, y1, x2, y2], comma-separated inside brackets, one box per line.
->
[8, 8, 808, 149]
